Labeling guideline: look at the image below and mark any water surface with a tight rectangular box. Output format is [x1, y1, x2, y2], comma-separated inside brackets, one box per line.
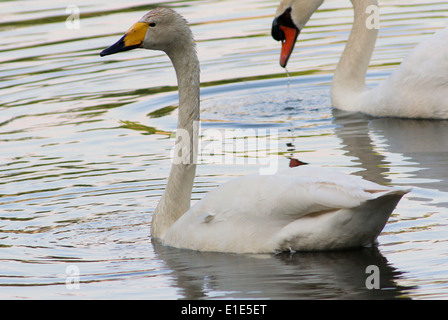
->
[1, 0, 448, 299]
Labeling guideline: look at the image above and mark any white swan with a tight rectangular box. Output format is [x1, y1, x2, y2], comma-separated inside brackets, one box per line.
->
[272, 0, 448, 119]
[100, 7, 409, 253]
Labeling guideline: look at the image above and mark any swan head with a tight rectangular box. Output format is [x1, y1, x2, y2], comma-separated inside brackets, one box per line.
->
[100, 7, 194, 57]
[272, 0, 324, 67]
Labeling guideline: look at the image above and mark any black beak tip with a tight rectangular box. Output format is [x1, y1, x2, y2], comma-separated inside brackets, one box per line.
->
[99, 35, 129, 57]
[99, 42, 122, 57]
[99, 41, 141, 57]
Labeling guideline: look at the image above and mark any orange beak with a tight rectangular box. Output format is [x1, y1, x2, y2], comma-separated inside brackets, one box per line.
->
[280, 25, 299, 68]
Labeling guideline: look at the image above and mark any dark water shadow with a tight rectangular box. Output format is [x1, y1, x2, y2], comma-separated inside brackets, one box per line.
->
[153, 240, 414, 300]
[333, 108, 448, 199]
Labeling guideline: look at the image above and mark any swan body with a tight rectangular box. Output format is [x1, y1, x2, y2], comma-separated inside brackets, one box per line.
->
[164, 166, 408, 253]
[272, 0, 448, 119]
[101, 7, 409, 253]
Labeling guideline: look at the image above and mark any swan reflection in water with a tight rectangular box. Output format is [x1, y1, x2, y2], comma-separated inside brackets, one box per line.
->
[333, 109, 448, 201]
[153, 239, 413, 299]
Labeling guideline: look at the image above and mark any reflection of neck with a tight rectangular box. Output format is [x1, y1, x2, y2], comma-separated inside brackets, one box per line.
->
[151, 46, 200, 239]
[331, 0, 379, 110]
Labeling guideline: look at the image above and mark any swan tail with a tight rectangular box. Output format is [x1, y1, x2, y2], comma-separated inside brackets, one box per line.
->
[277, 187, 410, 251]
[352, 187, 410, 237]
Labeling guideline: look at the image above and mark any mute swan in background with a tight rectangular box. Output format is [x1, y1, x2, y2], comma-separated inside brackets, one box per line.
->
[272, 0, 448, 119]
[100, 7, 409, 253]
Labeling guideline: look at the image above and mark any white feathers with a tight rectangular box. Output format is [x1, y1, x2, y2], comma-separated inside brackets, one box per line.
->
[163, 166, 409, 253]
[109, 8, 409, 254]
[359, 27, 448, 119]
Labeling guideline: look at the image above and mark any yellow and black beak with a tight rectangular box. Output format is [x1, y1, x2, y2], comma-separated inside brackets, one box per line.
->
[100, 22, 149, 57]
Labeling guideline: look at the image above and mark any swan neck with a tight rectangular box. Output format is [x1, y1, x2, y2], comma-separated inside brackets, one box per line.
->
[151, 45, 200, 239]
[332, 0, 379, 110]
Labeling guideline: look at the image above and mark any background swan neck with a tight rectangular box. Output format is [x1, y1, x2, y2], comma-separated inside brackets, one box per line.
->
[331, 0, 379, 110]
[151, 46, 200, 239]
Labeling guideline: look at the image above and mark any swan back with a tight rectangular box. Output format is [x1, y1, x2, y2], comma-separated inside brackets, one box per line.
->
[163, 166, 409, 253]
[360, 27, 448, 119]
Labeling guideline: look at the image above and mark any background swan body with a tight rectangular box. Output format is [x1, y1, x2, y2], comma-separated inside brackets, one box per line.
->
[272, 0, 448, 119]
[101, 8, 409, 254]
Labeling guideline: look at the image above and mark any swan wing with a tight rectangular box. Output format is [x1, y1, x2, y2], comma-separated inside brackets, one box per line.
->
[185, 166, 384, 223]
[162, 166, 408, 253]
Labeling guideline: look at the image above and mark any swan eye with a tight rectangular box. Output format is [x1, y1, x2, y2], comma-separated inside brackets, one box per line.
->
[149, 22, 156, 27]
